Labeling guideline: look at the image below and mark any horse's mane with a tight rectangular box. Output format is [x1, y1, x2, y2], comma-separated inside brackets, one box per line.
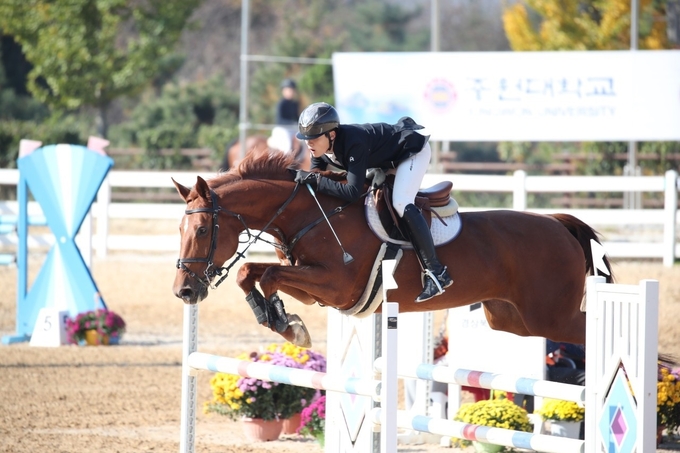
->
[214, 147, 300, 186]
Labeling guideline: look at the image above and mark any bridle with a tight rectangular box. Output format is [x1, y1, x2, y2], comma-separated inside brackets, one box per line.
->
[176, 189, 249, 289]
[176, 180, 362, 290]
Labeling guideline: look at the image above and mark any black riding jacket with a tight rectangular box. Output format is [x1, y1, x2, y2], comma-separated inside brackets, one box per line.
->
[310, 117, 428, 202]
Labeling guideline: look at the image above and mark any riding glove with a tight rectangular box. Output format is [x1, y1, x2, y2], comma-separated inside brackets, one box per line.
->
[294, 170, 319, 189]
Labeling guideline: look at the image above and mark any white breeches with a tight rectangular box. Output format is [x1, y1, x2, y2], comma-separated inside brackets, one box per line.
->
[392, 142, 431, 217]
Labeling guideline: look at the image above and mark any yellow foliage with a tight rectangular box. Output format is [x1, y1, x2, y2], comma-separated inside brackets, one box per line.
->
[502, 0, 669, 51]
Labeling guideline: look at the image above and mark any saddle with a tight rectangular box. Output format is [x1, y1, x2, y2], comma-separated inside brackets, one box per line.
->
[371, 173, 456, 242]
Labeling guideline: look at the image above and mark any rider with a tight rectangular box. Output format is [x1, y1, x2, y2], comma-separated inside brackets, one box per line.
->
[294, 102, 452, 303]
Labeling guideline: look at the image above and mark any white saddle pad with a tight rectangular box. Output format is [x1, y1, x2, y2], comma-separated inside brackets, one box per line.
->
[364, 195, 462, 247]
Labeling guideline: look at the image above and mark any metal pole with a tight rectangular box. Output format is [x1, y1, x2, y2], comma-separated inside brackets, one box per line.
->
[430, 0, 439, 52]
[626, 0, 639, 208]
[238, 0, 250, 160]
[631, 0, 639, 50]
[430, 0, 440, 169]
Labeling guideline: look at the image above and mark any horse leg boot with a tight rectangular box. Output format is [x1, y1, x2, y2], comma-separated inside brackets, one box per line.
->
[269, 293, 312, 348]
[246, 289, 311, 348]
[401, 204, 453, 303]
[246, 288, 270, 325]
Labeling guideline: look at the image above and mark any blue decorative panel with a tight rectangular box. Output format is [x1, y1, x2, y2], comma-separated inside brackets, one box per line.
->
[599, 367, 638, 453]
[12, 144, 113, 339]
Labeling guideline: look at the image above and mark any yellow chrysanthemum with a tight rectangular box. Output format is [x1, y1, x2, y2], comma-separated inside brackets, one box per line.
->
[537, 398, 585, 422]
[455, 398, 532, 432]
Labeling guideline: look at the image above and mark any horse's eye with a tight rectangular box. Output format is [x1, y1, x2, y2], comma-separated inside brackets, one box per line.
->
[197, 226, 208, 236]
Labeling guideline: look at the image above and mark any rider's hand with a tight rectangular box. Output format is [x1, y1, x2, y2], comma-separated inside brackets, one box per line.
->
[294, 170, 319, 189]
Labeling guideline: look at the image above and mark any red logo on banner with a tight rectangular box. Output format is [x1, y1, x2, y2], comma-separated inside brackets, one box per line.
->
[424, 79, 458, 112]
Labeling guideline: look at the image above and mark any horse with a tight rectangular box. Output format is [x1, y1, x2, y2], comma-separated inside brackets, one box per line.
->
[172, 150, 613, 348]
[220, 131, 310, 171]
[220, 135, 269, 171]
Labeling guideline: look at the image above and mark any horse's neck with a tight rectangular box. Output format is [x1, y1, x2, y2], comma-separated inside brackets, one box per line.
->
[217, 180, 305, 232]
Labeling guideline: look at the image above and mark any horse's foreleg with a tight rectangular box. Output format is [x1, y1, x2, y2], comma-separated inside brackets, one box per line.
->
[236, 263, 313, 347]
[255, 264, 355, 348]
[236, 262, 316, 304]
[236, 262, 278, 293]
[245, 287, 311, 347]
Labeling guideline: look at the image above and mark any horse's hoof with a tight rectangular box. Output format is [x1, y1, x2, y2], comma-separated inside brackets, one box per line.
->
[287, 314, 312, 348]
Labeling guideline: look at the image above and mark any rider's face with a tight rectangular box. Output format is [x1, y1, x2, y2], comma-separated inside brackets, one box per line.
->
[305, 131, 335, 159]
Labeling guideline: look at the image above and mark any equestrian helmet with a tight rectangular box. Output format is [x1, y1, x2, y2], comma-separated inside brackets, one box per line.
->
[296, 102, 340, 140]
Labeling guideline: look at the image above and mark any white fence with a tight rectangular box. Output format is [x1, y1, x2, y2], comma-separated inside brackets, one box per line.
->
[0, 168, 678, 265]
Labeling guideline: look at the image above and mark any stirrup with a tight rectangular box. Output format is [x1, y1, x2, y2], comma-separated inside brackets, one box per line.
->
[415, 268, 452, 303]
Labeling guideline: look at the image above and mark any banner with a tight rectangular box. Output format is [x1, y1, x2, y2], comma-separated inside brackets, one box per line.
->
[332, 51, 680, 141]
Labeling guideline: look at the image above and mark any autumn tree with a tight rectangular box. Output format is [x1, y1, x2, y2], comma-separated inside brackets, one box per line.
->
[502, 0, 669, 50]
[500, 0, 679, 179]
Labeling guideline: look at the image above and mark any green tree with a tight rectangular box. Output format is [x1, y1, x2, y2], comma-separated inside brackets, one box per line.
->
[109, 77, 239, 169]
[0, 0, 201, 137]
[247, 0, 428, 126]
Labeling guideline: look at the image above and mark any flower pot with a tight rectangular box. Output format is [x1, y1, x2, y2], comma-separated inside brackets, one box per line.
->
[549, 420, 581, 439]
[282, 412, 301, 435]
[240, 417, 283, 442]
[84, 329, 109, 345]
[471, 440, 504, 453]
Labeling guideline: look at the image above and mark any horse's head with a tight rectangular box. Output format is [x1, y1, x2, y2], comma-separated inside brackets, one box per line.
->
[172, 175, 246, 304]
[172, 150, 305, 304]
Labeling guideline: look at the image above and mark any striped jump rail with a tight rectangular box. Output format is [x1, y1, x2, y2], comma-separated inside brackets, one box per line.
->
[0, 214, 48, 266]
[370, 409, 584, 453]
[188, 352, 381, 400]
[374, 360, 585, 403]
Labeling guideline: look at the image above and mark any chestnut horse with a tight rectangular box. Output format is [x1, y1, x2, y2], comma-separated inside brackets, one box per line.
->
[220, 133, 310, 171]
[173, 151, 613, 348]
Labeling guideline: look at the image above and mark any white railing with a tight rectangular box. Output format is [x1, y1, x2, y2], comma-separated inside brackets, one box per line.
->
[1, 168, 678, 266]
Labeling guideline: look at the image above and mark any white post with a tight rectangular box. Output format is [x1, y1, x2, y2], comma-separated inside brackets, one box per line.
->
[663, 169, 677, 267]
[638, 279, 660, 452]
[95, 174, 111, 258]
[513, 170, 527, 211]
[179, 304, 198, 453]
[380, 302, 398, 453]
[583, 276, 604, 452]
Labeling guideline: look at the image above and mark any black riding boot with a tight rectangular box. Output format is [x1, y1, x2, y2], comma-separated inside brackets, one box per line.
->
[402, 204, 453, 302]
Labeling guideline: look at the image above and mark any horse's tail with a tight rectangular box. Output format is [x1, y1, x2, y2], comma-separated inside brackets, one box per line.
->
[550, 213, 614, 283]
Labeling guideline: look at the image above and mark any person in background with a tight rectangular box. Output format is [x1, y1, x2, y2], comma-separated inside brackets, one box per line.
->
[275, 78, 300, 126]
[267, 126, 294, 153]
[267, 126, 310, 170]
[513, 340, 585, 428]
[545, 340, 585, 385]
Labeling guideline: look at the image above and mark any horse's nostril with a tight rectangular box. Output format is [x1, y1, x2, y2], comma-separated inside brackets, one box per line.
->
[179, 288, 194, 300]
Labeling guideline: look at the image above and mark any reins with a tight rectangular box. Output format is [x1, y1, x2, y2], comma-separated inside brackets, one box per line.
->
[177, 181, 367, 290]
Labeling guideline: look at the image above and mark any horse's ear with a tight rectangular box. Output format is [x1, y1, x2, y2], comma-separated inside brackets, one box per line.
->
[172, 178, 191, 203]
[195, 176, 212, 201]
